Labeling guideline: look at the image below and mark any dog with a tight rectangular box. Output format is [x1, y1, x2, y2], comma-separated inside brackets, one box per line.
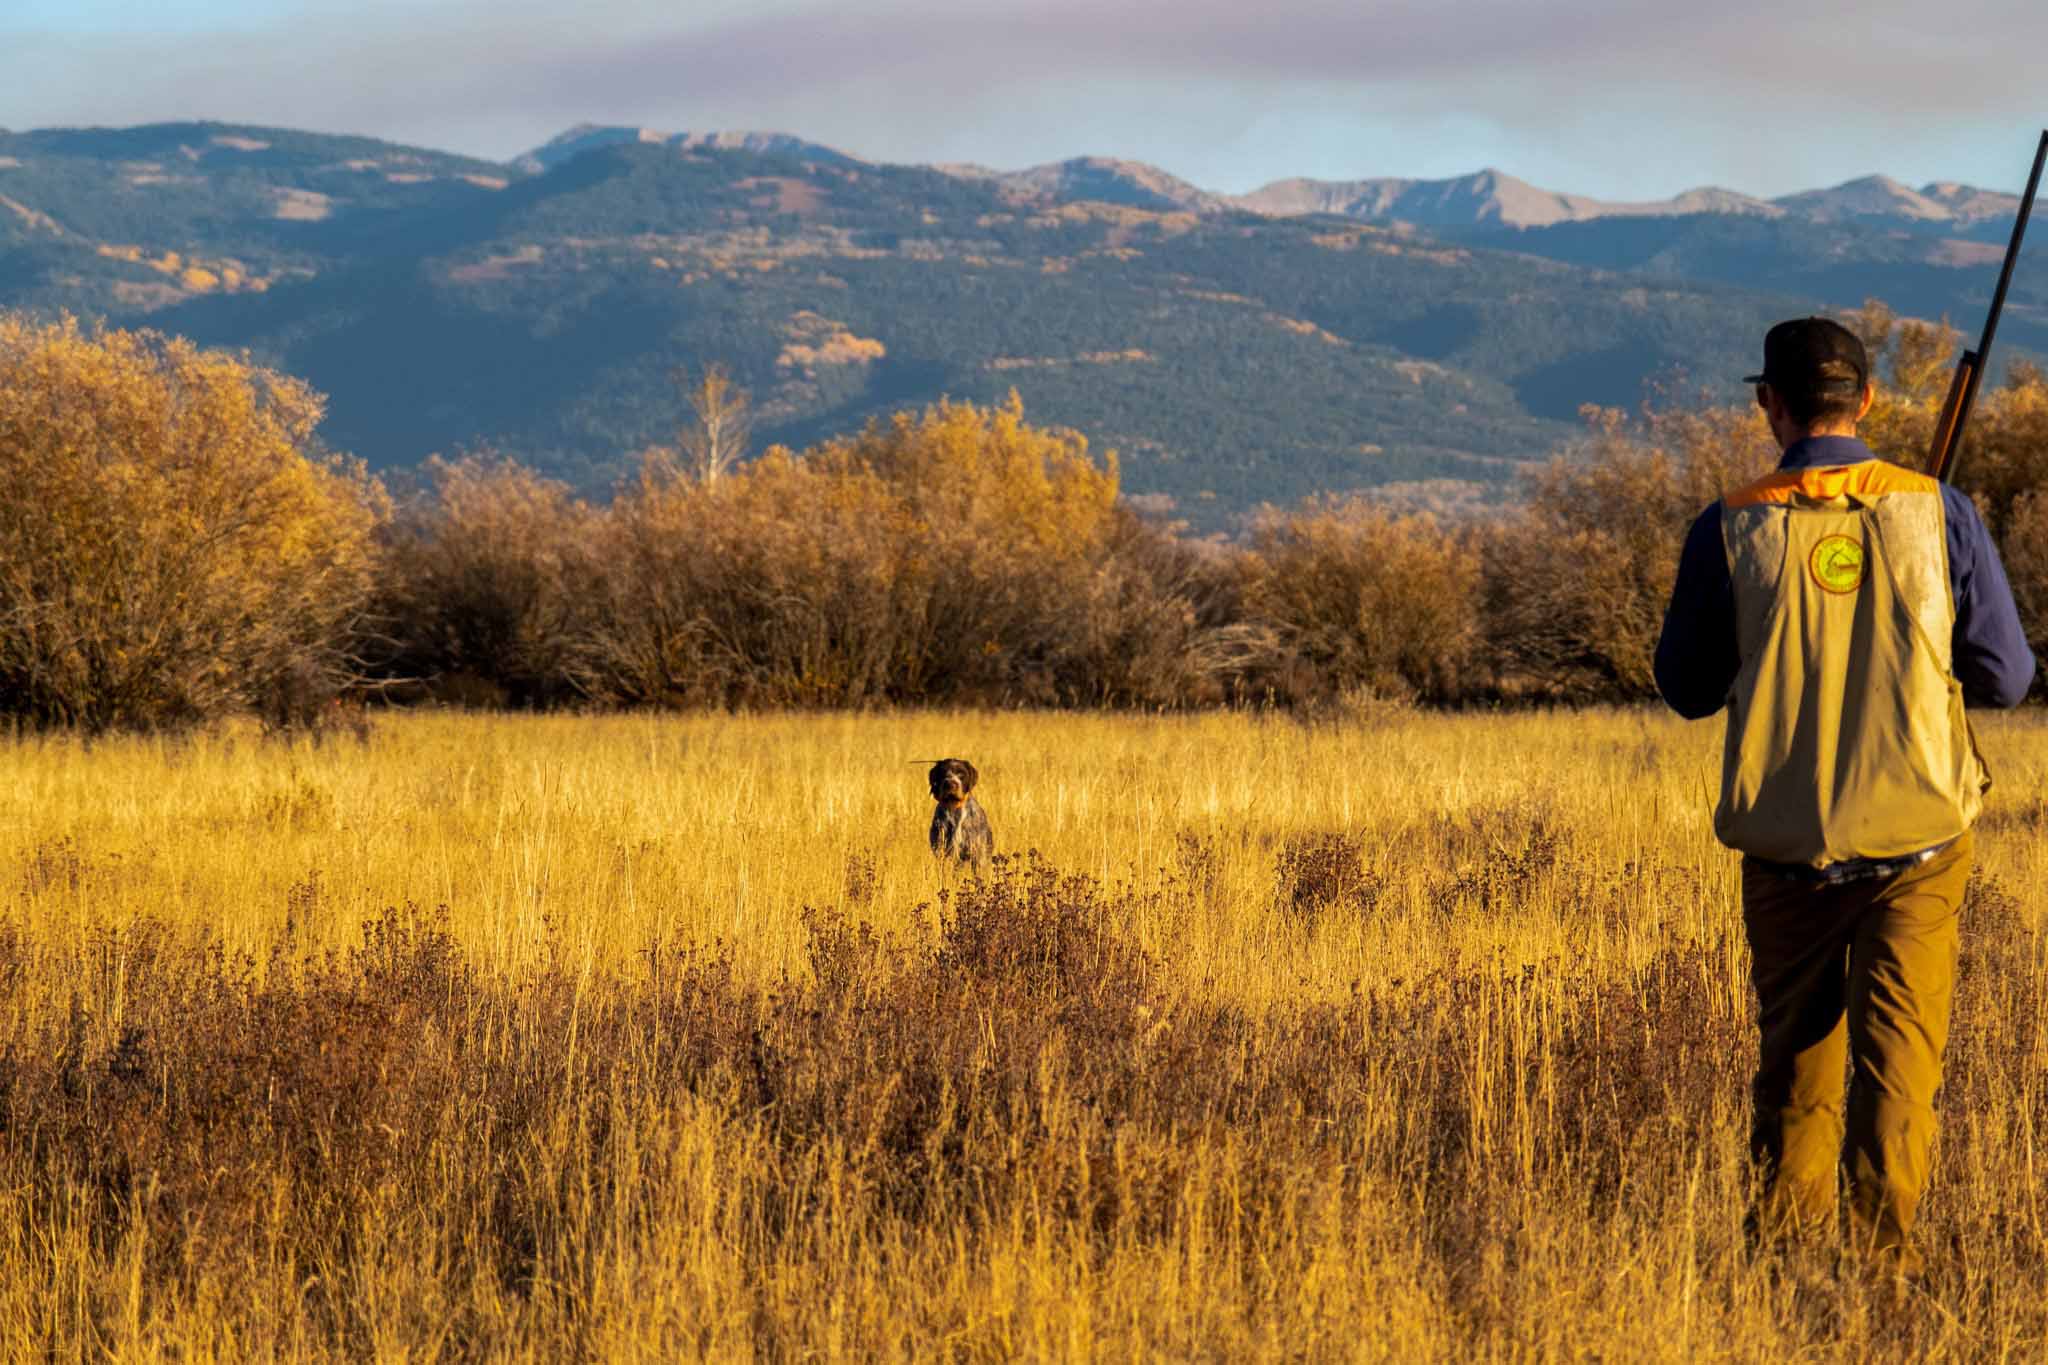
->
[927, 758, 995, 869]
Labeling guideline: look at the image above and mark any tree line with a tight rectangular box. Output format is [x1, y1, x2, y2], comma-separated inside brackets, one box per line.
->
[3, 306, 2043, 734]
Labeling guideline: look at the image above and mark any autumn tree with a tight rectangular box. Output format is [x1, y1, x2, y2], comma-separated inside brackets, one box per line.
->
[1478, 402, 1778, 698]
[1832, 297, 2048, 528]
[1238, 499, 1481, 703]
[574, 445, 912, 706]
[657, 362, 753, 487]
[1840, 298, 1963, 464]
[568, 393, 1229, 707]
[0, 314, 384, 732]
[370, 453, 591, 707]
[803, 393, 1123, 700]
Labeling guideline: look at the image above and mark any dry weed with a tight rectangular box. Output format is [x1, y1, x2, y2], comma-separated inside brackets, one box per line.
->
[0, 708, 2041, 1357]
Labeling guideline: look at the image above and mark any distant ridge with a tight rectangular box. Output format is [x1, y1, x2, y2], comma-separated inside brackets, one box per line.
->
[956, 156, 1230, 214]
[1771, 174, 2021, 236]
[1774, 174, 1954, 224]
[514, 125, 856, 175]
[1233, 168, 2030, 241]
[509, 123, 2025, 242]
[1918, 180, 2025, 226]
[1235, 169, 1781, 228]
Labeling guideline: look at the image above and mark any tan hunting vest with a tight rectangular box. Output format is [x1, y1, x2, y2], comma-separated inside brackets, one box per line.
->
[1715, 460, 1988, 868]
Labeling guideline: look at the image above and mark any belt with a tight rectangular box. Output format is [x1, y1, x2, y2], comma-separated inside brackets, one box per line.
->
[1747, 838, 1954, 886]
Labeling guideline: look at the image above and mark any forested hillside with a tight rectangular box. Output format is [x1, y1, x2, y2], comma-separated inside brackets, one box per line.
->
[2, 121, 2033, 527]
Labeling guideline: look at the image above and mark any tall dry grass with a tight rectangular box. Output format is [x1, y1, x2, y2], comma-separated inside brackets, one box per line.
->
[1, 708, 2044, 1358]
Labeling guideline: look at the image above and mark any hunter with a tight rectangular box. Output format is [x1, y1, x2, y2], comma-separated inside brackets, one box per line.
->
[1653, 316, 2035, 1274]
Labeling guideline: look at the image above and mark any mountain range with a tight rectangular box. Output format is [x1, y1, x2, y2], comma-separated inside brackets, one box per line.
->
[1, 120, 2040, 529]
[964, 153, 2024, 238]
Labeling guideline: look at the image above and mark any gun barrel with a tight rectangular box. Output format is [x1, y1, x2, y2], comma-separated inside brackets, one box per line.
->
[1928, 352, 1976, 482]
[1936, 129, 2048, 484]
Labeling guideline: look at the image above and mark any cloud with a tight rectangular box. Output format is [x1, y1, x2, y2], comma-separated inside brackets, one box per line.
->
[5, 0, 2046, 198]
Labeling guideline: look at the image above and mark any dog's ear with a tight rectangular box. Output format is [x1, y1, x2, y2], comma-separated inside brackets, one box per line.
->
[959, 760, 979, 792]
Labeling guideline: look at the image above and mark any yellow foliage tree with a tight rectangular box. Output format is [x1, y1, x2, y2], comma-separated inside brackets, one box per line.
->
[1482, 402, 1779, 697]
[1951, 361, 2048, 537]
[374, 454, 591, 707]
[805, 393, 1124, 699]
[0, 314, 385, 731]
[571, 394, 1193, 707]
[1842, 299, 1961, 463]
[577, 445, 916, 706]
[1242, 499, 1480, 703]
[811, 392, 1120, 561]
[1839, 297, 2048, 530]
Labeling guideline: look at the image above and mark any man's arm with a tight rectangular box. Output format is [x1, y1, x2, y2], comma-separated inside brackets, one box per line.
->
[1941, 485, 2036, 707]
[1654, 503, 1740, 719]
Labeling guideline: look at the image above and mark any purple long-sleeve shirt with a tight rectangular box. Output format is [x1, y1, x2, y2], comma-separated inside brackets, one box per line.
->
[1654, 435, 2036, 719]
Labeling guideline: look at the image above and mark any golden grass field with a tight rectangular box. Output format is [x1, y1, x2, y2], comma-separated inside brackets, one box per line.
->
[2, 707, 2045, 1360]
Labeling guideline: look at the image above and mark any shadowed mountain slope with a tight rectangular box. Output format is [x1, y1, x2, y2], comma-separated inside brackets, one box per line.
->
[1, 121, 2037, 529]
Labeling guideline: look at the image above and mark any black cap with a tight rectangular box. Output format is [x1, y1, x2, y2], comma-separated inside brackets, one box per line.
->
[1743, 316, 1869, 393]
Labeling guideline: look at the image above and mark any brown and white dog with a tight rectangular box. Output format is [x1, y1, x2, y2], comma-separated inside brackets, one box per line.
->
[927, 758, 994, 869]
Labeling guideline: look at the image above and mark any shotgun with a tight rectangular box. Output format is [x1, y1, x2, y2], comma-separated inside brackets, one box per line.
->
[1926, 130, 2048, 483]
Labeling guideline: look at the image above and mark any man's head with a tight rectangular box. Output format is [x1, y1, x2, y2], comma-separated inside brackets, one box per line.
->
[1746, 316, 1874, 443]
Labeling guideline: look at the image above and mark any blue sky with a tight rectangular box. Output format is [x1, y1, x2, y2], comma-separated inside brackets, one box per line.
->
[7, 0, 2046, 200]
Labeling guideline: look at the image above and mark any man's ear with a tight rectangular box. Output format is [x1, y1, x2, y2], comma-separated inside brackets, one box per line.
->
[1755, 382, 1773, 414]
[1856, 383, 1875, 422]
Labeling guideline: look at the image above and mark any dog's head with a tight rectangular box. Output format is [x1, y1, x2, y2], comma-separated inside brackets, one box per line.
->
[928, 758, 979, 807]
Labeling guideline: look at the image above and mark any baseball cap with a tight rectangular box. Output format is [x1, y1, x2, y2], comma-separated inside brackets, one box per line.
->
[1743, 316, 1870, 393]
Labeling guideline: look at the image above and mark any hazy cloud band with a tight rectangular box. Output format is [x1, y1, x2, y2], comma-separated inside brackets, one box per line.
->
[6, 0, 2046, 198]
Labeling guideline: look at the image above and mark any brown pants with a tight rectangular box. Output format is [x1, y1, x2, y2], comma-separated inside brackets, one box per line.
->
[1741, 831, 1971, 1257]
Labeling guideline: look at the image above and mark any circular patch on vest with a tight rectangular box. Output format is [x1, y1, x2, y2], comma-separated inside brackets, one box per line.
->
[1808, 534, 1866, 594]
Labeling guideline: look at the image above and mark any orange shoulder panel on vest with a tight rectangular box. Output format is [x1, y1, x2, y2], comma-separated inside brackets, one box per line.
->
[1724, 461, 1937, 510]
